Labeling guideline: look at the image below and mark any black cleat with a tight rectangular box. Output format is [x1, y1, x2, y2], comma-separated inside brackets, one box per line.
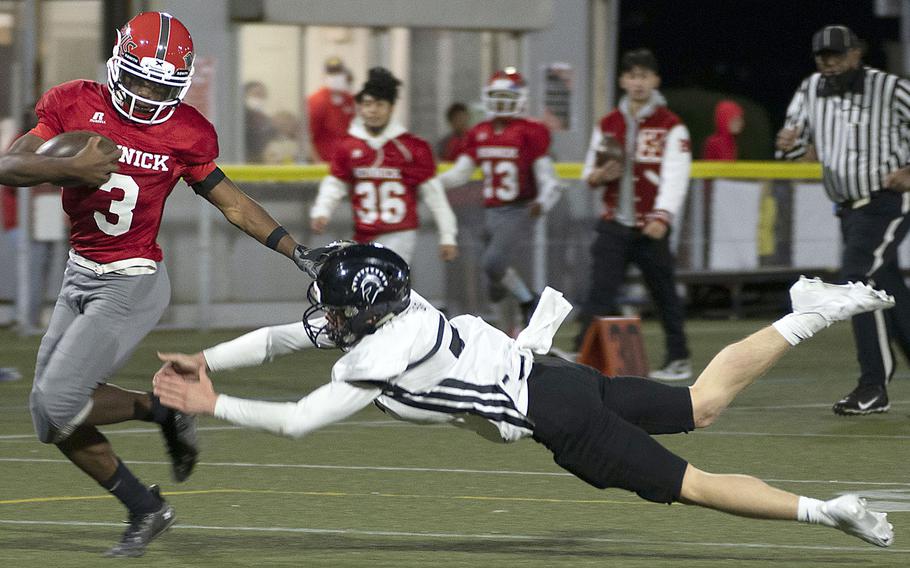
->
[160, 410, 199, 482]
[833, 384, 890, 416]
[104, 486, 176, 558]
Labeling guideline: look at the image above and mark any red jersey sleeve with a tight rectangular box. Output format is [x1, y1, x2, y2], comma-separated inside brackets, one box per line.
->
[406, 137, 437, 185]
[329, 139, 355, 183]
[30, 84, 71, 140]
[524, 121, 552, 161]
[462, 126, 480, 161]
[178, 109, 220, 185]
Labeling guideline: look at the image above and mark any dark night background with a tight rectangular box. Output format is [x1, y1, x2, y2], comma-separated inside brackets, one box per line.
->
[618, 0, 901, 158]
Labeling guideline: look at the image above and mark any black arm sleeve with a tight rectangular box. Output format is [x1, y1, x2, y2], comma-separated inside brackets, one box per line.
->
[191, 167, 227, 196]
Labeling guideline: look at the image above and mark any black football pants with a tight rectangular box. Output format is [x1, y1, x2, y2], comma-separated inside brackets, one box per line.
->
[838, 190, 910, 388]
[576, 219, 689, 361]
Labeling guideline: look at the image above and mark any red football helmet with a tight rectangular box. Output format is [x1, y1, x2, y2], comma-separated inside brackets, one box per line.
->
[106, 12, 195, 125]
[482, 67, 527, 117]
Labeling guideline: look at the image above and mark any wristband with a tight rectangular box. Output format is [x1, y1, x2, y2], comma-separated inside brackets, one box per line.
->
[265, 226, 289, 250]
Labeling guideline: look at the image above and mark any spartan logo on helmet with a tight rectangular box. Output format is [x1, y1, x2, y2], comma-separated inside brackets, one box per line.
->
[118, 33, 138, 55]
[352, 266, 388, 305]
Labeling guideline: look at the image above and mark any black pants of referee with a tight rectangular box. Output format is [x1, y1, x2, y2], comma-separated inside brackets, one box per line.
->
[838, 190, 910, 388]
[575, 219, 689, 361]
[527, 355, 695, 504]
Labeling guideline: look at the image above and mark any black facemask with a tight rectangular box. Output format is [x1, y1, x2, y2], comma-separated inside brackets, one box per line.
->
[817, 67, 865, 97]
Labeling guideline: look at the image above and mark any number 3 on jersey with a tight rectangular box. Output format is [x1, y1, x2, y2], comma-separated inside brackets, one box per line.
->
[93, 172, 139, 236]
[481, 160, 519, 201]
[354, 180, 407, 224]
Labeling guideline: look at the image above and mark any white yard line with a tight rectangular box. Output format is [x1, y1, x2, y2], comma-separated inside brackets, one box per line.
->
[0, 519, 905, 554]
[2, 457, 910, 488]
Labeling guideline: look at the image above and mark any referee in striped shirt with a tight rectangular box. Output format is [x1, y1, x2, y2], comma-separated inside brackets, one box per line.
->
[776, 25, 910, 415]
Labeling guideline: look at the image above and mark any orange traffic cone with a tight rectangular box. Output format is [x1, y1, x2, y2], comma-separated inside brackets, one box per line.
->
[577, 316, 649, 377]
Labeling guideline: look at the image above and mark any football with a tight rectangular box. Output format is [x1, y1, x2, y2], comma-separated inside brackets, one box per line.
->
[35, 130, 119, 159]
[35, 131, 119, 187]
[595, 135, 624, 167]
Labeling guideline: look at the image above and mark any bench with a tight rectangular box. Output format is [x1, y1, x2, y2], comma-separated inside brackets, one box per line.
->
[627, 267, 840, 319]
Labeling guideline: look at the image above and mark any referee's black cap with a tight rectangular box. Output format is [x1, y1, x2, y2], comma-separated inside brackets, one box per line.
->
[812, 25, 861, 55]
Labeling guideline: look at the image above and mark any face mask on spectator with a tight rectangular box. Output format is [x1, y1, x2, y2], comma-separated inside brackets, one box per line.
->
[246, 95, 266, 112]
[326, 74, 348, 92]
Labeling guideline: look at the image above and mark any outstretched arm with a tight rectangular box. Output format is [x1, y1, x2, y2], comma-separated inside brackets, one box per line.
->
[204, 176, 299, 259]
[156, 321, 313, 378]
[436, 154, 476, 189]
[153, 364, 380, 439]
[203, 175, 344, 275]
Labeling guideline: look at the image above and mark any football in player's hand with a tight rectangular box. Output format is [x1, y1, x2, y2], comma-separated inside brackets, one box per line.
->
[595, 135, 624, 167]
[36, 130, 118, 158]
[35, 130, 120, 187]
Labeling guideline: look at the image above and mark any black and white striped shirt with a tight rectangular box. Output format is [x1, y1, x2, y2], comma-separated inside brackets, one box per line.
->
[778, 67, 910, 203]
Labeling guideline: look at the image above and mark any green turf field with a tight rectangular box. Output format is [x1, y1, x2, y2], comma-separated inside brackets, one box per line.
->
[1, 319, 909, 567]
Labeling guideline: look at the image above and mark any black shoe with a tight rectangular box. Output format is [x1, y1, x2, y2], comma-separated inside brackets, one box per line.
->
[520, 294, 540, 326]
[161, 410, 199, 482]
[832, 385, 890, 416]
[104, 486, 176, 558]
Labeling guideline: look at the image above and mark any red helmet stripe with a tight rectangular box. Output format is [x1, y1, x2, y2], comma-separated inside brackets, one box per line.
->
[155, 12, 171, 60]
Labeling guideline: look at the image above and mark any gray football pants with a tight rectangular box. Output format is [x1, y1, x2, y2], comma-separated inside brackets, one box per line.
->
[482, 204, 534, 287]
[30, 259, 170, 443]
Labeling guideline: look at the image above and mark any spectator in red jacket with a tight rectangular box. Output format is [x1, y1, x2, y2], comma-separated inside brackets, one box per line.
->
[307, 57, 355, 163]
[436, 102, 471, 161]
[702, 100, 744, 161]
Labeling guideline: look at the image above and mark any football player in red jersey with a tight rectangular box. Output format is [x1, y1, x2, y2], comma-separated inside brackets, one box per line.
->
[0, 12, 328, 557]
[437, 68, 563, 323]
[310, 67, 458, 264]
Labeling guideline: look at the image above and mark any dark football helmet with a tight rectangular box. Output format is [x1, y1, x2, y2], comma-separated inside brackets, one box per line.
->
[303, 243, 411, 348]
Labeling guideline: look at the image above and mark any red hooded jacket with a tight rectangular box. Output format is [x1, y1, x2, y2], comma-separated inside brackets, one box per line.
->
[701, 100, 743, 161]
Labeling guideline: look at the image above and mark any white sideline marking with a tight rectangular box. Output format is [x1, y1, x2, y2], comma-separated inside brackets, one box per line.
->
[1, 418, 909, 441]
[2, 457, 910, 488]
[2, 400, 909, 414]
[0, 519, 905, 553]
[728, 400, 910, 411]
[698, 431, 910, 440]
[0, 420, 422, 440]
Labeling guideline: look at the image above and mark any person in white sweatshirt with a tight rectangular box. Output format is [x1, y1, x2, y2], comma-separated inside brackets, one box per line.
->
[310, 67, 457, 264]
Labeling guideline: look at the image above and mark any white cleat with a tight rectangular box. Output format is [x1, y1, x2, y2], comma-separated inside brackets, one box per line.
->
[822, 494, 894, 547]
[790, 276, 894, 325]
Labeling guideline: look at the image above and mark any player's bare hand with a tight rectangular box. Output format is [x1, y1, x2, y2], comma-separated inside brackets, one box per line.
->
[775, 127, 799, 152]
[153, 363, 218, 416]
[310, 216, 329, 233]
[157, 351, 207, 380]
[884, 167, 910, 192]
[642, 220, 668, 240]
[67, 136, 121, 186]
[439, 244, 458, 261]
[528, 202, 543, 218]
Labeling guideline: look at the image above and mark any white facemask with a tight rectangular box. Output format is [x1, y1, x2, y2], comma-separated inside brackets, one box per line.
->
[246, 96, 267, 112]
[326, 74, 348, 92]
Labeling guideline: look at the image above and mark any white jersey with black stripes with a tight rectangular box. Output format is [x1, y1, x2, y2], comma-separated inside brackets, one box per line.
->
[208, 290, 546, 443]
[333, 291, 536, 442]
